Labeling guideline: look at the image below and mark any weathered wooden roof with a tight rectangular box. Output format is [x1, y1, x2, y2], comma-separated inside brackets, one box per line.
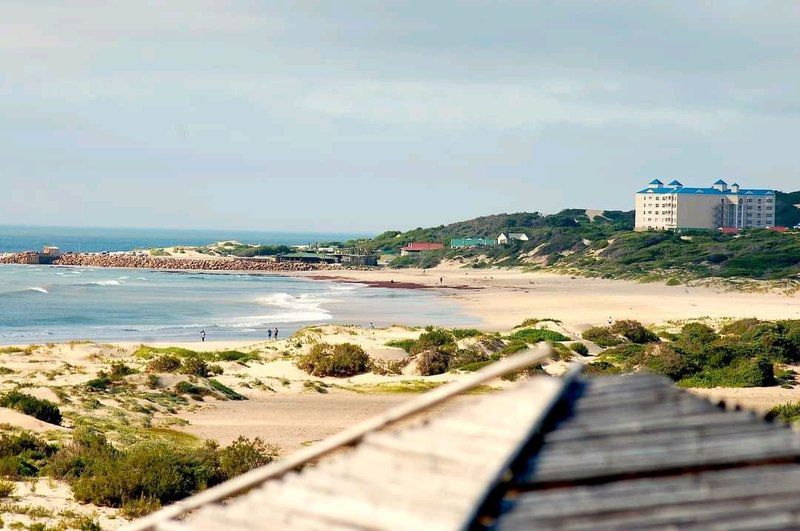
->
[129, 355, 800, 531]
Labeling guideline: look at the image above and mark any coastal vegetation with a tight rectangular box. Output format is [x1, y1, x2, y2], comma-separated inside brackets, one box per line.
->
[296, 343, 370, 377]
[0, 391, 63, 426]
[586, 319, 800, 388]
[347, 194, 800, 283]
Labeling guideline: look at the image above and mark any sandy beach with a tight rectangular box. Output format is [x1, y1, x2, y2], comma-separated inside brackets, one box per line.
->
[289, 264, 800, 332]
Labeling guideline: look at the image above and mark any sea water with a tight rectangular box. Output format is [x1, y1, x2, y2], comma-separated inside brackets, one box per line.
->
[0, 225, 368, 253]
[0, 265, 476, 343]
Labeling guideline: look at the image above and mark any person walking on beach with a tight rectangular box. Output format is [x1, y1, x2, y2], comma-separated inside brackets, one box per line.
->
[200, 330, 206, 342]
[273, 327, 279, 340]
[267, 328, 273, 340]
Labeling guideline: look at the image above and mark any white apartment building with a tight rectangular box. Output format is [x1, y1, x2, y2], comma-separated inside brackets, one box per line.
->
[635, 179, 776, 231]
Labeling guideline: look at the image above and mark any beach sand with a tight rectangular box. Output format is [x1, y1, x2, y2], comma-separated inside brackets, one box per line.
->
[290, 264, 800, 332]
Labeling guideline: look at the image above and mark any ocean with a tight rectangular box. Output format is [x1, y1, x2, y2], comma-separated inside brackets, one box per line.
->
[0, 226, 476, 343]
[0, 265, 476, 343]
[0, 225, 369, 253]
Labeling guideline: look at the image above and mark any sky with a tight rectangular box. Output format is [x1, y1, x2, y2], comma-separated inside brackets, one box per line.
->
[1, 1, 798, 233]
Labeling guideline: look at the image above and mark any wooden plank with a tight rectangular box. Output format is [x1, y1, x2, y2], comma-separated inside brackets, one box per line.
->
[126, 345, 556, 531]
[510, 465, 800, 518]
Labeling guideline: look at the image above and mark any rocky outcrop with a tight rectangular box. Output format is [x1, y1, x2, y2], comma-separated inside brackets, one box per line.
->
[0, 252, 330, 272]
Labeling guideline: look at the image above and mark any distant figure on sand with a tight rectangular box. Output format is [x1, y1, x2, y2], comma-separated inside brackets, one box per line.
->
[200, 330, 206, 342]
[439, 277, 443, 284]
[274, 327, 279, 340]
[608, 317, 613, 326]
[267, 328, 273, 340]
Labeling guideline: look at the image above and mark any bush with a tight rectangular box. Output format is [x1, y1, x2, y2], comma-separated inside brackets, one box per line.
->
[720, 318, 763, 336]
[415, 348, 451, 376]
[768, 402, 800, 423]
[509, 328, 569, 344]
[0, 431, 58, 477]
[296, 343, 370, 377]
[174, 381, 209, 399]
[85, 375, 112, 391]
[500, 339, 529, 356]
[678, 357, 775, 388]
[0, 391, 62, 425]
[449, 328, 482, 339]
[48, 429, 279, 509]
[217, 436, 279, 478]
[582, 326, 623, 347]
[109, 361, 136, 379]
[0, 479, 15, 498]
[570, 342, 589, 356]
[584, 361, 622, 375]
[120, 496, 161, 518]
[410, 330, 455, 355]
[208, 379, 246, 401]
[447, 349, 488, 370]
[385, 339, 416, 352]
[181, 357, 210, 377]
[609, 320, 659, 344]
[147, 355, 181, 373]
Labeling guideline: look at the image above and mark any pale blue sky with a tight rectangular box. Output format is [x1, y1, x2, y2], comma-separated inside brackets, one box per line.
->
[1, 1, 798, 232]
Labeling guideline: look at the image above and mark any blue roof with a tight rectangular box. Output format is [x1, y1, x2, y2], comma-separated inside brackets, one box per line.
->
[714, 179, 727, 185]
[648, 179, 664, 185]
[668, 180, 683, 186]
[638, 186, 774, 196]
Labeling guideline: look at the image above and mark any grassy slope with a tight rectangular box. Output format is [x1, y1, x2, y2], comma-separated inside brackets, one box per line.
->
[354, 193, 800, 281]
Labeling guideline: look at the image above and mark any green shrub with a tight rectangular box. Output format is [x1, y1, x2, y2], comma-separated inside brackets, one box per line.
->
[48, 429, 278, 509]
[208, 379, 246, 401]
[85, 375, 112, 391]
[582, 326, 623, 347]
[570, 342, 589, 356]
[385, 339, 416, 352]
[296, 343, 370, 377]
[415, 349, 451, 376]
[509, 328, 569, 344]
[147, 355, 181, 373]
[609, 320, 659, 344]
[768, 402, 800, 423]
[0, 431, 58, 477]
[120, 496, 161, 518]
[447, 349, 488, 370]
[109, 361, 136, 379]
[449, 328, 482, 339]
[213, 350, 258, 363]
[208, 364, 224, 375]
[720, 318, 763, 335]
[678, 357, 775, 388]
[515, 318, 562, 328]
[500, 339, 528, 356]
[584, 361, 623, 375]
[410, 330, 455, 354]
[0, 479, 14, 498]
[181, 357, 210, 377]
[217, 436, 279, 478]
[0, 391, 62, 425]
[174, 381, 208, 399]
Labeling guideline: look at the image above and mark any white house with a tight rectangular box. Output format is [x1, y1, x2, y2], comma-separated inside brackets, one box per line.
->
[497, 233, 529, 245]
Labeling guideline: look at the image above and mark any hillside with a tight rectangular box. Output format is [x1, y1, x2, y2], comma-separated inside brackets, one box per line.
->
[354, 192, 800, 282]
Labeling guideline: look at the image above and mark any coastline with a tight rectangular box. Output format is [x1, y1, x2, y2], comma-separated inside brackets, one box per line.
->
[284, 265, 800, 331]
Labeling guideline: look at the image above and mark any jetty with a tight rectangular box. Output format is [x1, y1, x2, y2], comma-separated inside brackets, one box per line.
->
[128, 346, 800, 530]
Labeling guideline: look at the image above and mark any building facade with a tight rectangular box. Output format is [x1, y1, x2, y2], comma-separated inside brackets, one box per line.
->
[635, 179, 776, 231]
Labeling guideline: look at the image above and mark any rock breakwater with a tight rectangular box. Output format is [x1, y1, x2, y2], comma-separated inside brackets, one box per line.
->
[0, 252, 330, 272]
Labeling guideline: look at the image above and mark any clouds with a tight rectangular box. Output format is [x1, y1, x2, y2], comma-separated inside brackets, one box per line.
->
[0, 2, 798, 231]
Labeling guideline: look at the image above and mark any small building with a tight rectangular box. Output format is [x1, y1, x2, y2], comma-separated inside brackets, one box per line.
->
[450, 238, 495, 248]
[399, 242, 444, 256]
[275, 252, 339, 264]
[497, 232, 529, 245]
[339, 254, 379, 266]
